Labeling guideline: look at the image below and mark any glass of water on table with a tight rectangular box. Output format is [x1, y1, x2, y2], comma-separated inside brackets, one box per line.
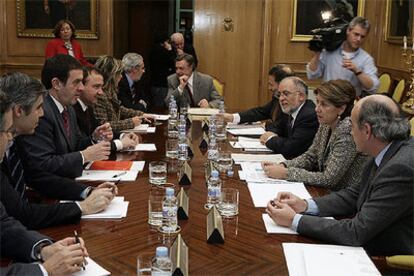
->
[149, 161, 167, 185]
[217, 188, 239, 217]
[216, 151, 233, 174]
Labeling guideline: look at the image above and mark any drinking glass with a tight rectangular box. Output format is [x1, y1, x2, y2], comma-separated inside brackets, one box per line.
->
[217, 188, 239, 217]
[137, 252, 153, 276]
[216, 151, 233, 173]
[148, 186, 164, 226]
[149, 161, 167, 185]
[165, 138, 178, 159]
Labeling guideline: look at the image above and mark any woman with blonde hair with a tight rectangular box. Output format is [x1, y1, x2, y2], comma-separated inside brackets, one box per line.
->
[94, 55, 151, 132]
[262, 79, 367, 191]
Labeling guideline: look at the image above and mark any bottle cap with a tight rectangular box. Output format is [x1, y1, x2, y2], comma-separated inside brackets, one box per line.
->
[156, 246, 168, 257]
[211, 170, 219, 178]
[166, 188, 175, 197]
[227, 170, 234, 177]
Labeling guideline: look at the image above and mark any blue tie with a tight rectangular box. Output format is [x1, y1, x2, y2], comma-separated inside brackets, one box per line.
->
[6, 142, 26, 198]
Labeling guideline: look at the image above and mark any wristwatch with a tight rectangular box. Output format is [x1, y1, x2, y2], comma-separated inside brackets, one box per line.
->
[355, 70, 362, 76]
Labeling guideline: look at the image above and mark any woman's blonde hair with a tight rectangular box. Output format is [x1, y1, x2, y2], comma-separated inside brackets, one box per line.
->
[94, 55, 123, 94]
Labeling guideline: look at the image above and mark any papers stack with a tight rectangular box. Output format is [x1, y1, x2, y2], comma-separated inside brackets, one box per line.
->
[227, 122, 263, 129]
[188, 108, 219, 115]
[121, 124, 156, 133]
[148, 114, 170, 121]
[230, 137, 272, 152]
[123, 143, 157, 152]
[73, 257, 111, 276]
[82, 197, 129, 219]
[76, 161, 145, 181]
[283, 243, 381, 276]
[227, 127, 265, 136]
[247, 183, 311, 207]
[262, 214, 298, 234]
[231, 153, 286, 164]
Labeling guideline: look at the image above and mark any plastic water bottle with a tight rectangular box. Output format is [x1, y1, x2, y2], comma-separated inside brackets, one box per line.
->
[207, 136, 218, 161]
[168, 97, 178, 138]
[162, 188, 178, 233]
[206, 170, 222, 209]
[151, 246, 172, 276]
[216, 101, 226, 141]
[208, 114, 217, 139]
[177, 117, 188, 161]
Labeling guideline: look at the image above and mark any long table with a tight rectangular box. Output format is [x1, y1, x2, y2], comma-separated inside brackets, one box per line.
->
[39, 120, 395, 275]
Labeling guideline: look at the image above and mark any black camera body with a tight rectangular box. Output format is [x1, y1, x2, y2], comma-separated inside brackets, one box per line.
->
[308, 18, 349, 52]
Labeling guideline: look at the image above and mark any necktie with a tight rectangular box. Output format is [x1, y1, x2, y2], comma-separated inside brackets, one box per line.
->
[287, 115, 294, 137]
[130, 85, 136, 102]
[62, 109, 70, 137]
[184, 84, 196, 107]
[6, 142, 26, 198]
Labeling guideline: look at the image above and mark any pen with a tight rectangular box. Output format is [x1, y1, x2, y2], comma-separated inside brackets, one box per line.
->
[112, 171, 127, 178]
[111, 179, 121, 193]
[74, 230, 86, 270]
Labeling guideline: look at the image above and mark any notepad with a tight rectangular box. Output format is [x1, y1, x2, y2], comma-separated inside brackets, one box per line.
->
[283, 243, 381, 276]
[262, 214, 298, 234]
[148, 114, 170, 121]
[188, 108, 219, 115]
[77, 161, 144, 181]
[88, 161, 133, 171]
[227, 127, 265, 136]
[231, 153, 286, 164]
[121, 124, 156, 133]
[81, 197, 129, 219]
[227, 122, 262, 129]
[122, 143, 157, 152]
[73, 257, 111, 276]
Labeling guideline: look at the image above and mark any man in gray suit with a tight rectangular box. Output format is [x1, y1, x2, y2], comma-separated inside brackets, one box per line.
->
[165, 54, 222, 108]
[266, 94, 413, 256]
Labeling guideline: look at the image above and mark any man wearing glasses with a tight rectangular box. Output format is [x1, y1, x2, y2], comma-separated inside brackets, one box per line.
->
[259, 77, 319, 159]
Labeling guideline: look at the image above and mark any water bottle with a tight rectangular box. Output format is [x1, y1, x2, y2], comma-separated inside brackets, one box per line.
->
[177, 117, 188, 161]
[206, 170, 222, 209]
[208, 114, 217, 139]
[207, 136, 218, 161]
[168, 97, 178, 138]
[162, 188, 178, 233]
[151, 246, 172, 276]
[216, 101, 226, 141]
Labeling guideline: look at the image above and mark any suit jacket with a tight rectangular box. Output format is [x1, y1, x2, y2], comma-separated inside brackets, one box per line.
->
[16, 94, 93, 178]
[2, 142, 89, 200]
[118, 72, 148, 112]
[0, 169, 81, 230]
[165, 71, 223, 108]
[149, 43, 175, 87]
[298, 138, 414, 256]
[45, 38, 92, 66]
[284, 117, 367, 191]
[0, 202, 48, 275]
[94, 88, 143, 132]
[73, 101, 118, 152]
[264, 100, 319, 159]
[239, 97, 281, 124]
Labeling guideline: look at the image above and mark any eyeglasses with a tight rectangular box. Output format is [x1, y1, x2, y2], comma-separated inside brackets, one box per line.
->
[279, 90, 301, 97]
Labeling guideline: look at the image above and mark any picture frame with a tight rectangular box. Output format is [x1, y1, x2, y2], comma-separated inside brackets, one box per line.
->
[384, 0, 413, 44]
[291, 0, 365, 42]
[16, 0, 99, 39]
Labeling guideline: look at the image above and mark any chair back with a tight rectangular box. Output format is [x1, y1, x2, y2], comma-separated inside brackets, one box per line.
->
[410, 117, 414, 137]
[212, 77, 225, 97]
[392, 79, 405, 103]
[377, 73, 391, 94]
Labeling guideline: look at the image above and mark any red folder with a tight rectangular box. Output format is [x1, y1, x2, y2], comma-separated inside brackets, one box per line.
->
[89, 161, 133, 171]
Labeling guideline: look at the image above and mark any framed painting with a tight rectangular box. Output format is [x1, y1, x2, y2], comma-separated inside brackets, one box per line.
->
[385, 0, 413, 43]
[291, 0, 365, 41]
[16, 0, 99, 39]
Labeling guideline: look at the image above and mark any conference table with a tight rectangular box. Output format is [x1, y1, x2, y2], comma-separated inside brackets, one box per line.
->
[39, 120, 395, 275]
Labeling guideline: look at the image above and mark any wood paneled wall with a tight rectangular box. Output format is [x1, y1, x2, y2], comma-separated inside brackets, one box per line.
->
[194, 0, 411, 108]
[0, 0, 114, 78]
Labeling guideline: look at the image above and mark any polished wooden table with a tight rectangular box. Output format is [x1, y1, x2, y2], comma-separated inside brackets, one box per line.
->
[39, 121, 396, 275]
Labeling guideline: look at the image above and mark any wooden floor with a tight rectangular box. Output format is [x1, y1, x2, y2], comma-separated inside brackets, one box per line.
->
[39, 120, 402, 275]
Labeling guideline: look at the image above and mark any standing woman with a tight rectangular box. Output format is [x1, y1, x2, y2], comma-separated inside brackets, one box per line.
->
[45, 19, 92, 66]
[262, 80, 367, 191]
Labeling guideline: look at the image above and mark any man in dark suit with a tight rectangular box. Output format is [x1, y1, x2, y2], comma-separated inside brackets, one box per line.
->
[266, 95, 413, 256]
[118, 53, 149, 112]
[0, 72, 116, 228]
[165, 54, 223, 108]
[171, 32, 198, 67]
[73, 66, 139, 152]
[259, 76, 318, 159]
[221, 64, 294, 125]
[16, 54, 111, 179]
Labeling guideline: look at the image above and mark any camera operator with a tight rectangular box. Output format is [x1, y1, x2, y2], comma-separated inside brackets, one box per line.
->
[307, 16, 379, 97]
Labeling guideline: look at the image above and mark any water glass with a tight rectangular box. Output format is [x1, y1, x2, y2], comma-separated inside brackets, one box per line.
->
[148, 186, 164, 226]
[149, 161, 167, 185]
[217, 188, 239, 217]
[165, 138, 178, 159]
[137, 252, 153, 276]
[216, 151, 233, 173]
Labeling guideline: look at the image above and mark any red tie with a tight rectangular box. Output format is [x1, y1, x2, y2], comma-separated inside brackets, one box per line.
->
[184, 84, 196, 107]
[62, 109, 70, 137]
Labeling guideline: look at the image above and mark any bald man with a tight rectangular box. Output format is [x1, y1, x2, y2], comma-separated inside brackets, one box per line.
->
[171, 32, 198, 67]
[266, 95, 413, 256]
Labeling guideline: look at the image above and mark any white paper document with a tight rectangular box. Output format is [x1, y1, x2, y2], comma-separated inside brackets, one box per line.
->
[82, 197, 129, 219]
[232, 153, 286, 164]
[121, 124, 156, 133]
[262, 214, 298, 234]
[72, 257, 111, 276]
[76, 161, 144, 181]
[188, 107, 219, 115]
[247, 182, 311, 207]
[227, 122, 262, 129]
[123, 143, 157, 152]
[227, 127, 265, 136]
[148, 114, 170, 121]
[283, 243, 381, 276]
